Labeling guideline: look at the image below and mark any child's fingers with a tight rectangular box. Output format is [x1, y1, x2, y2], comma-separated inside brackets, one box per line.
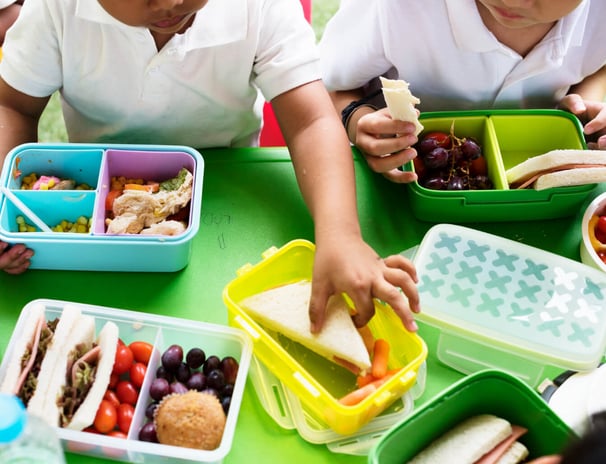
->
[0, 244, 33, 274]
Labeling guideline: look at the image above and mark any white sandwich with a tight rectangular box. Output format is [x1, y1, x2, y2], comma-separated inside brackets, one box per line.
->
[506, 149, 606, 190]
[409, 414, 529, 464]
[380, 76, 424, 136]
[0, 303, 119, 430]
[61, 319, 119, 430]
[240, 280, 372, 374]
[0, 303, 83, 407]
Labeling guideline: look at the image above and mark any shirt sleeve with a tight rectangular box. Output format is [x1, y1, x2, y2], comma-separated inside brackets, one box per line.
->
[318, 0, 392, 92]
[253, 0, 320, 102]
[0, 0, 63, 97]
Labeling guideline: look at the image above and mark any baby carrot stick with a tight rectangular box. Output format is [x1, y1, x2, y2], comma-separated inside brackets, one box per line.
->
[356, 372, 375, 388]
[357, 325, 376, 355]
[371, 338, 390, 379]
[340, 371, 399, 406]
[339, 383, 377, 406]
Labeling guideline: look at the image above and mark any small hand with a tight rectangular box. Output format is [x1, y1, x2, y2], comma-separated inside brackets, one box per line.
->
[0, 241, 33, 274]
[559, 94, 606, 149]
[308, 236, 420, 334]
[354, 108, 420, 183]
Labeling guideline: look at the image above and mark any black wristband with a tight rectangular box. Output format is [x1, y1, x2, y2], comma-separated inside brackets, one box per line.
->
[340, 89, 382, 128]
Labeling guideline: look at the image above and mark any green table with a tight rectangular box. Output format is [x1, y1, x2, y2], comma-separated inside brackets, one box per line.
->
[0, 147, 598, 463]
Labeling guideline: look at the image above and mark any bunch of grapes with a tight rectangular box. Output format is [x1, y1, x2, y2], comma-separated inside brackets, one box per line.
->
[138, 344, 239, 443]
[413, 127, 493, 191]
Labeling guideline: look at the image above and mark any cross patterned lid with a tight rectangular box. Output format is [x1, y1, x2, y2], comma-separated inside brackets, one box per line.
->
[414, 224, 606, 367]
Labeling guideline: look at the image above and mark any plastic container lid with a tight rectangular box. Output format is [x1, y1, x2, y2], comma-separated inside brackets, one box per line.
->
[414, 224, 606, 372]
[0, 394, 26, 444]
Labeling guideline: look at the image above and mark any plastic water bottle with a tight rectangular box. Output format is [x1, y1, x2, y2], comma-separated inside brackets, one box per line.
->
[0, 393, 66, 464]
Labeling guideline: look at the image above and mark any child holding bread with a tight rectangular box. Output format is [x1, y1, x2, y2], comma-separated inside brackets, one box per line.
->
[0, 0, 420, 334]
[319, 0, 606, 183]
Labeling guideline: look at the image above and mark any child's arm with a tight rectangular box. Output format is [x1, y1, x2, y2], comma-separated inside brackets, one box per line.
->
[559, 65, 606, 149]
[330, 89, 419, 183]
[272, 80, 420, 333]
[0, 77, 48, 274]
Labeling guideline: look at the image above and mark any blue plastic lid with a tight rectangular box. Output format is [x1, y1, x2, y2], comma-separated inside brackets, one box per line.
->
[0, 394, 26, 444]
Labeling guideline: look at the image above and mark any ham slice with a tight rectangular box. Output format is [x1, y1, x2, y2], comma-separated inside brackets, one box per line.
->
[475, 425, 528, 464]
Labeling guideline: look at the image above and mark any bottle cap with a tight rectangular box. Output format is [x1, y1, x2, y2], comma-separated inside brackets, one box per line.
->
[0, 394, 27, 444]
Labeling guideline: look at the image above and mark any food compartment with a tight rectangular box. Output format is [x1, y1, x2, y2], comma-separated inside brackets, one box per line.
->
[224, 239, 428, 435]
[491, 111, 586, 171]
[249, 355, 419, 455]
[414, 224, 606, 388]
[0, 299, 252, 464]
[368, 370, 575, 464]
[405, 110, 594, 222]
[412, 114, 506, 191]
[95, 149, 199, 236]
[0, 190, 95, 234]
[5, 146, 103, 190]
[128, 322, 251, 463]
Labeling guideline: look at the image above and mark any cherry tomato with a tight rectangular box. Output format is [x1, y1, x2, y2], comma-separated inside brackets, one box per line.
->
[103, 389, 120, 409]
[108, 372, 120, 389]
[94, 399, 117, 434]
[129, 341, 153, 365]
[116, 380, 139, 406]
[113, 344, 134, 375]
[107, 430, 127, 439]
[129, 362, 147, 389]
[598, 216, 606, 235]
[423, 131, 451, 149]
[117, 403, 135, 434]
[469, 155, 488, 176]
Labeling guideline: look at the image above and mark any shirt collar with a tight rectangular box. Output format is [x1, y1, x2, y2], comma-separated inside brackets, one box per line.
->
[445, 0, 589, 57]
[76, 0, 248, 49]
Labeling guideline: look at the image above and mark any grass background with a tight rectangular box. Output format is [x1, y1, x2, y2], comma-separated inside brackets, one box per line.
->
[37, 0, 341, 143]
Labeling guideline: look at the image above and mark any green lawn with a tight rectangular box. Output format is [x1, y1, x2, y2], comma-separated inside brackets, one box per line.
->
[38, 0, 340, 143]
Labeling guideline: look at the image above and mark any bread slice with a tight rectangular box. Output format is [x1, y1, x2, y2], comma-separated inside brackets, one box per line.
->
[380, 76, 424, 135]
[409, 414, 513, 464]
[0, 302, 46, 395]
[497, 441, 529, 464]
[506, 149, 606, 189]
[65, 321, 119, 430]
[28, 310, 95, 426]
[240, 280, 372, 373]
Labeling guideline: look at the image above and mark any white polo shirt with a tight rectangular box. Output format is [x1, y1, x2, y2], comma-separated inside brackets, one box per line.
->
[0, 0, 320, 147]
[319, 0, 606, 111]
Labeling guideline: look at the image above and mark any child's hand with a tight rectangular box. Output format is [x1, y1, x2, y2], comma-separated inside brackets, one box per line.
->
[354, 108, 419, 183]
[559, 94, 606, 149]
[308, 236, 420, 334]
[0, 241, 33, 274]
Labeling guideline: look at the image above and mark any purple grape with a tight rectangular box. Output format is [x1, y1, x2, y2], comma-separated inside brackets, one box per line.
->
[202, 387, 221, 400]
[423, 176, 447, 190]
[203, 355, 221, 375]
[220, 356, 239, 385]
[186, 347, 206, 369]
[207, 369, 226, 391]
[145, 402, 158, 420]
[423, 147, 450, 169]
[447, 176, 466, 190]
[175, 362, 191, 383]
[416, 137, 439, 156]
[170, 381, 189, 395]
[155, 365, 173, 382]
[161, 344, 183, 372]
[186, 371, 207, 391]
[222, 384, 234, 398]
[221, 396, 232, 414]
[461, 139, 481, 160]
[149, 377, 170, 401]
[138, 422, 158, 443]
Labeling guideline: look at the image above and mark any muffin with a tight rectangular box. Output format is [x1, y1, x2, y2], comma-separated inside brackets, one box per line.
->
[154, 391, 226, 450]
